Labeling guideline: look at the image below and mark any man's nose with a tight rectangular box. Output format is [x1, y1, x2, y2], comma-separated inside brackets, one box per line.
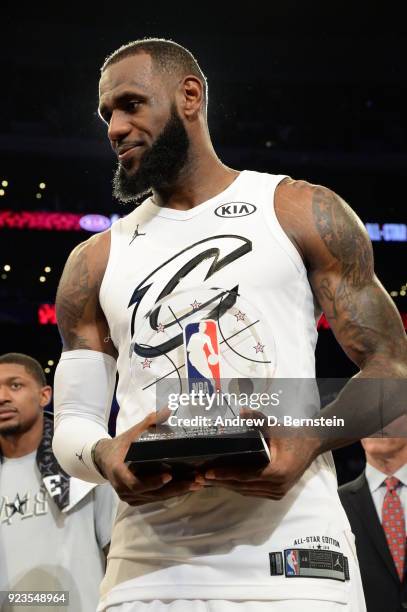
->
[108, 110, 132, 145]
[0, 386, 12, 404]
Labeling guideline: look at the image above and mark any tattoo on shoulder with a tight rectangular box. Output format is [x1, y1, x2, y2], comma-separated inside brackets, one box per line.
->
[312, 187, 373, 286]
[56, 246, 96, 350]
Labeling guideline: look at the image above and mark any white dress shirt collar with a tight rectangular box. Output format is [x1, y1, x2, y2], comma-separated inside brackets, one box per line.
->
[365, 462, 407, 493]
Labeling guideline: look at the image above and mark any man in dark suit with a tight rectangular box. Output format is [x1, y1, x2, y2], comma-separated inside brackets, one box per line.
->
[339, 425, 407, 612]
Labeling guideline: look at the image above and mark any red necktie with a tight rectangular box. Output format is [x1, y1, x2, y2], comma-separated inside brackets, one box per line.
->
[382, 476, 406, 580]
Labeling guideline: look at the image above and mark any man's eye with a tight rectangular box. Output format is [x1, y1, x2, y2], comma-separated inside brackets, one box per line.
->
[11, 383, 22, 390]
[127, 101, 141, 112]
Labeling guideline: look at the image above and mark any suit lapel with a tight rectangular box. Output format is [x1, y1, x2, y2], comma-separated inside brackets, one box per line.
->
[349, 472, 399, 584]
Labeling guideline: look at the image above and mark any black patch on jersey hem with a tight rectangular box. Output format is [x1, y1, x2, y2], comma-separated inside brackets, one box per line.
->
[269, 552, 284, 575]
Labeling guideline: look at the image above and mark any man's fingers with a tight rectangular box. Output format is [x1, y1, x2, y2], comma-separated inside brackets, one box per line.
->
[202, 467, 264, 482]
[146, 479, 202, 498]
[120, 479, 202, 505]
[113, 463, 172, 494]
[156, 406, 172, 424]
[130, 471, 173, 493]
[125, 407, 172, 441]
[124, 412, 157, 441]
[206, 479, 286, 499]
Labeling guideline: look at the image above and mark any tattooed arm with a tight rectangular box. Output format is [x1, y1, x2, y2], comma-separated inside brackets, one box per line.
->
[198, 181, 406, 500]
[276, 179, 407, 447]
[56, 230, 117, 357]
[193, 182, 407, 498]
[309, 186, 405, 376]
[177, 177, 407, 497]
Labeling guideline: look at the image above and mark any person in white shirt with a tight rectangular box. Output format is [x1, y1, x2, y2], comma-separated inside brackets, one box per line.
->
[339, 419, 407, 612]
[0, 353, 118, 612]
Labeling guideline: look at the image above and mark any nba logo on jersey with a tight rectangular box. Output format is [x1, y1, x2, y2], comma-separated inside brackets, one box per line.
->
[184, 320, 221, 395]
[285, 550, 300, 576]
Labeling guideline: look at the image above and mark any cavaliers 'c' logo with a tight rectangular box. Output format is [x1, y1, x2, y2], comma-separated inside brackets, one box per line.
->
[127, 234, 277, 389]
[128, 235, 251, 359]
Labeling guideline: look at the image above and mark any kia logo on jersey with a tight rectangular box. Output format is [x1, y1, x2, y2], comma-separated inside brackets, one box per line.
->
[215, 202, 257, 218]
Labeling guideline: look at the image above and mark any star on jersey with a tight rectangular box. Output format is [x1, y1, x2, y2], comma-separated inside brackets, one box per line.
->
[253, 342, 265, 353]
[190, 300, 202, 310]
[6, 493, 28, 517]
[234, 310, 246, 322]
[156, 323, 165, 333]
[141, 358, 153, 369]
[129, 224, 146, 245]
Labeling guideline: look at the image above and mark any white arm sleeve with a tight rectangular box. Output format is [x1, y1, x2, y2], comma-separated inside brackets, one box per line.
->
[53, 349, 117, 484]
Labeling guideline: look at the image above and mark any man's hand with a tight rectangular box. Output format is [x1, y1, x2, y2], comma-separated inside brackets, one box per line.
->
[94, 412, 203, 505]
[195, 414, 320, 500]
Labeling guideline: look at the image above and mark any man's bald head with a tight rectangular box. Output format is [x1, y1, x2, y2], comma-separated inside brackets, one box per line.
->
[101, 38, 208, 113]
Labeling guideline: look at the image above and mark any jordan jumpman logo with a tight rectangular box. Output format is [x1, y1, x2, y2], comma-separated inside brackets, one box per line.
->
[129, 224, 146, 245]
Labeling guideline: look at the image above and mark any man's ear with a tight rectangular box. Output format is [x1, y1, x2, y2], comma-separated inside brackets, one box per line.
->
[40, 385, 52, 408]
[179, 76, 204, 118]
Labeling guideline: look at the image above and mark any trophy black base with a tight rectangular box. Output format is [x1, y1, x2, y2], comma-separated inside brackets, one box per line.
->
[125, 426, 270, 479]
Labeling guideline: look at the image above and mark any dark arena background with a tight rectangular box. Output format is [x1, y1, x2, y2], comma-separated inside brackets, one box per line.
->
[1, 2, 406, 484]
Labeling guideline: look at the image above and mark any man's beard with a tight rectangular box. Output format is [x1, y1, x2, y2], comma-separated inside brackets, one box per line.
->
[0, 421, 21, 436]
[113, 104, 190, 204]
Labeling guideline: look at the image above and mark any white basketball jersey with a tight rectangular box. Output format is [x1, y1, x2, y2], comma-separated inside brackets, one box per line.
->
[98, 171, 354, 609]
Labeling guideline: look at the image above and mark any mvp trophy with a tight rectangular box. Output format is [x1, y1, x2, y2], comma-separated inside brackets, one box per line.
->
[125, 320, 271, 479]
